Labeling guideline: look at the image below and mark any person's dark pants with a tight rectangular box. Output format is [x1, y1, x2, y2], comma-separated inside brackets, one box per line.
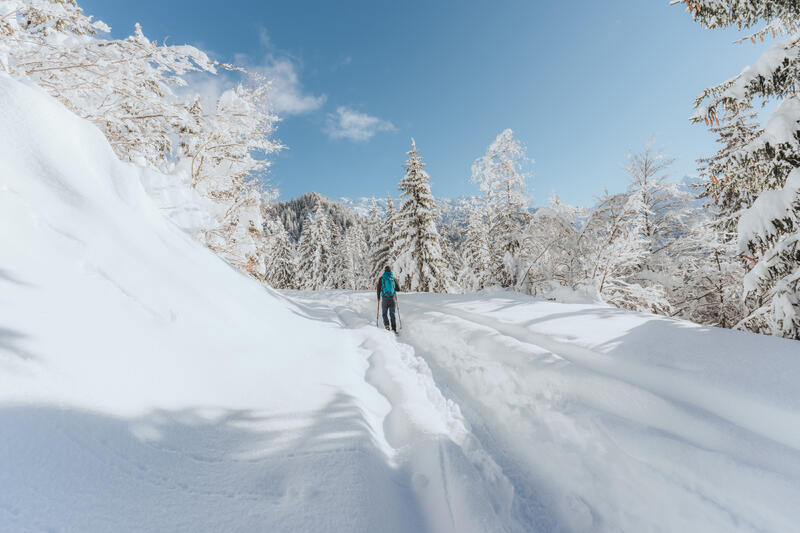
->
[381, 297, 397, 331]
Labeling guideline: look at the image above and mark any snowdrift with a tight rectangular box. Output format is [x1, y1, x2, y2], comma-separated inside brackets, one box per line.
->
[0, 75, 508, 532]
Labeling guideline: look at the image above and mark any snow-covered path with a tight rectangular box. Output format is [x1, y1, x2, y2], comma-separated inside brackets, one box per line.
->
[292, 290, 800, 533]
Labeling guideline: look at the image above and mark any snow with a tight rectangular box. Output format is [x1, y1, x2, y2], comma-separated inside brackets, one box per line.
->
[0, 74, 508, 532]
[738, 167, 800, 254]
[299, 290, 800, 533]
[2, 72, 800, 532]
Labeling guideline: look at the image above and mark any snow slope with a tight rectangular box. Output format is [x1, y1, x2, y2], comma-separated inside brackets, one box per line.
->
[0, 75, 512, 532]
[293, 290, 800, 533]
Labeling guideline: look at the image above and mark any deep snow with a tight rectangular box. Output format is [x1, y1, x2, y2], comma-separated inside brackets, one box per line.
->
[2, 72, 800, 533]
[0, 74, 508, 532]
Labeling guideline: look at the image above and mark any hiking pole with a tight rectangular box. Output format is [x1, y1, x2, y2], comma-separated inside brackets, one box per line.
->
[395, 295, 402, 330]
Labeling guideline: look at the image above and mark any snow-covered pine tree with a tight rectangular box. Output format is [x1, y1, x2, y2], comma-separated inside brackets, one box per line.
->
[457, 202, 492, 291]
[263, 219, 297, 289]
[370, 196, 397, 282]
[697, 113, 766, 235]
[334, 225, 369, 290]
[392, 139, 453, 292]
[365, 198, 382, 249]
[680, 0, 800, 338]
[471, 129, 532, 287]
[297, 203, 334, 290]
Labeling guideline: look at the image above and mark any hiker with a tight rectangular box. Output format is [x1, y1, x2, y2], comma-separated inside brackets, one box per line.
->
[377, 266, 398, 332]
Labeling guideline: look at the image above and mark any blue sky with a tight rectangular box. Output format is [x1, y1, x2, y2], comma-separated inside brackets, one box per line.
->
[79, 0, 771, 206]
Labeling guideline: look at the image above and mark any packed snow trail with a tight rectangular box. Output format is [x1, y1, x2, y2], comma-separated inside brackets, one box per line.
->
[293, 290, 800, 533]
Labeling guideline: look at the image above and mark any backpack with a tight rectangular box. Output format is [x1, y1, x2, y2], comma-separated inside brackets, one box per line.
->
[381, 271, 396, 298]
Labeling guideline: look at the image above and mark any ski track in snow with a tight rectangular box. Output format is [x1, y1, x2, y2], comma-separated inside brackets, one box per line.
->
[291, 290, 800, 533]
[288, 290, 520, 533]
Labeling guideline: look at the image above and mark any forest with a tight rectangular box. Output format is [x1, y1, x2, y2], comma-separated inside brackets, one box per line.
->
[3, 0, 798, 339]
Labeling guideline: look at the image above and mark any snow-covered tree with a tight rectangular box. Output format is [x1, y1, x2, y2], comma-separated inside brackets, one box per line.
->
[457, 202, 492, 291]
[1, 1, 282, 281]
[622, 140, 693, 309]
[181, 76, 280, 277]
[580, 191, 669, 313]
[365, 198, 382, 249]
[334, 224, 369, 290]
[471, 129, 532, 287]
[392, 139, 452, 292]
[680, 0, 800, 338]
[669, 211, 746, 328]
[263, 219, 297, 289]
[519, 195, 585, 297]
[370, 196, 397, 282]
[2, 6, 219, 171]
[697, 113, 766, 235]
[297, 203, 334, 290]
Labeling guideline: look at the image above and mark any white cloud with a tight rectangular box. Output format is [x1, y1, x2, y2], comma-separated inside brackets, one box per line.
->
[324, 106, 396, 142]
[245, 55, 326, 116]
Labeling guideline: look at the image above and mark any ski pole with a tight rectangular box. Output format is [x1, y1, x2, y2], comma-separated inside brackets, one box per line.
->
[395, 295, 402, 330]
[376, 298, 380, 327]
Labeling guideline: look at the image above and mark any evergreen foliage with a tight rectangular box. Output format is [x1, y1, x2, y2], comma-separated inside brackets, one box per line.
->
[297, 203, 334, 290]
[681, 0, 800, 338]
[392, 139, 453, 292]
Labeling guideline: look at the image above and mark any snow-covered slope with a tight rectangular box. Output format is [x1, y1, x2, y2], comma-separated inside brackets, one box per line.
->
[293, 290, 800, 533]
[0, 75, 510, 532]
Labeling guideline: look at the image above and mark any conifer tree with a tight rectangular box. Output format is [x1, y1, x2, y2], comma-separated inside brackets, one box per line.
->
[263, 219, 297, 289]
[365, 198, 382, 250]
[335, 225, 369, 290]
[297, 203, 333, 290]
[471, 129, 532, 287]
[370, 196, 397, 282]
[697, 113, 766, 235]
[458, 203, 492, 291]
[681, 0, 800, 338]
[392, 139, 452, 292]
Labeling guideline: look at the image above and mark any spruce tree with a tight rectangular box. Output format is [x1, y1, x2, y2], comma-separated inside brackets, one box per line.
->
[335, 225, 369, 290]
[365, 198, 382, 250]
[458, 204, 492, 291]
[682, 0, 800, 338]
[370, 196, 397, 282]
[297, 203, 334, 290]
[392, 139, 452, 292]
[263, 219, 297, 289]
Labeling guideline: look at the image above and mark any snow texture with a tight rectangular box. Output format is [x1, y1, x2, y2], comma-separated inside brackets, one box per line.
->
[2, 73, 800, 533]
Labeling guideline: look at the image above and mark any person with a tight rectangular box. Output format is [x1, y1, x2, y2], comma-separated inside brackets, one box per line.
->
[377, 265, 398, 332]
